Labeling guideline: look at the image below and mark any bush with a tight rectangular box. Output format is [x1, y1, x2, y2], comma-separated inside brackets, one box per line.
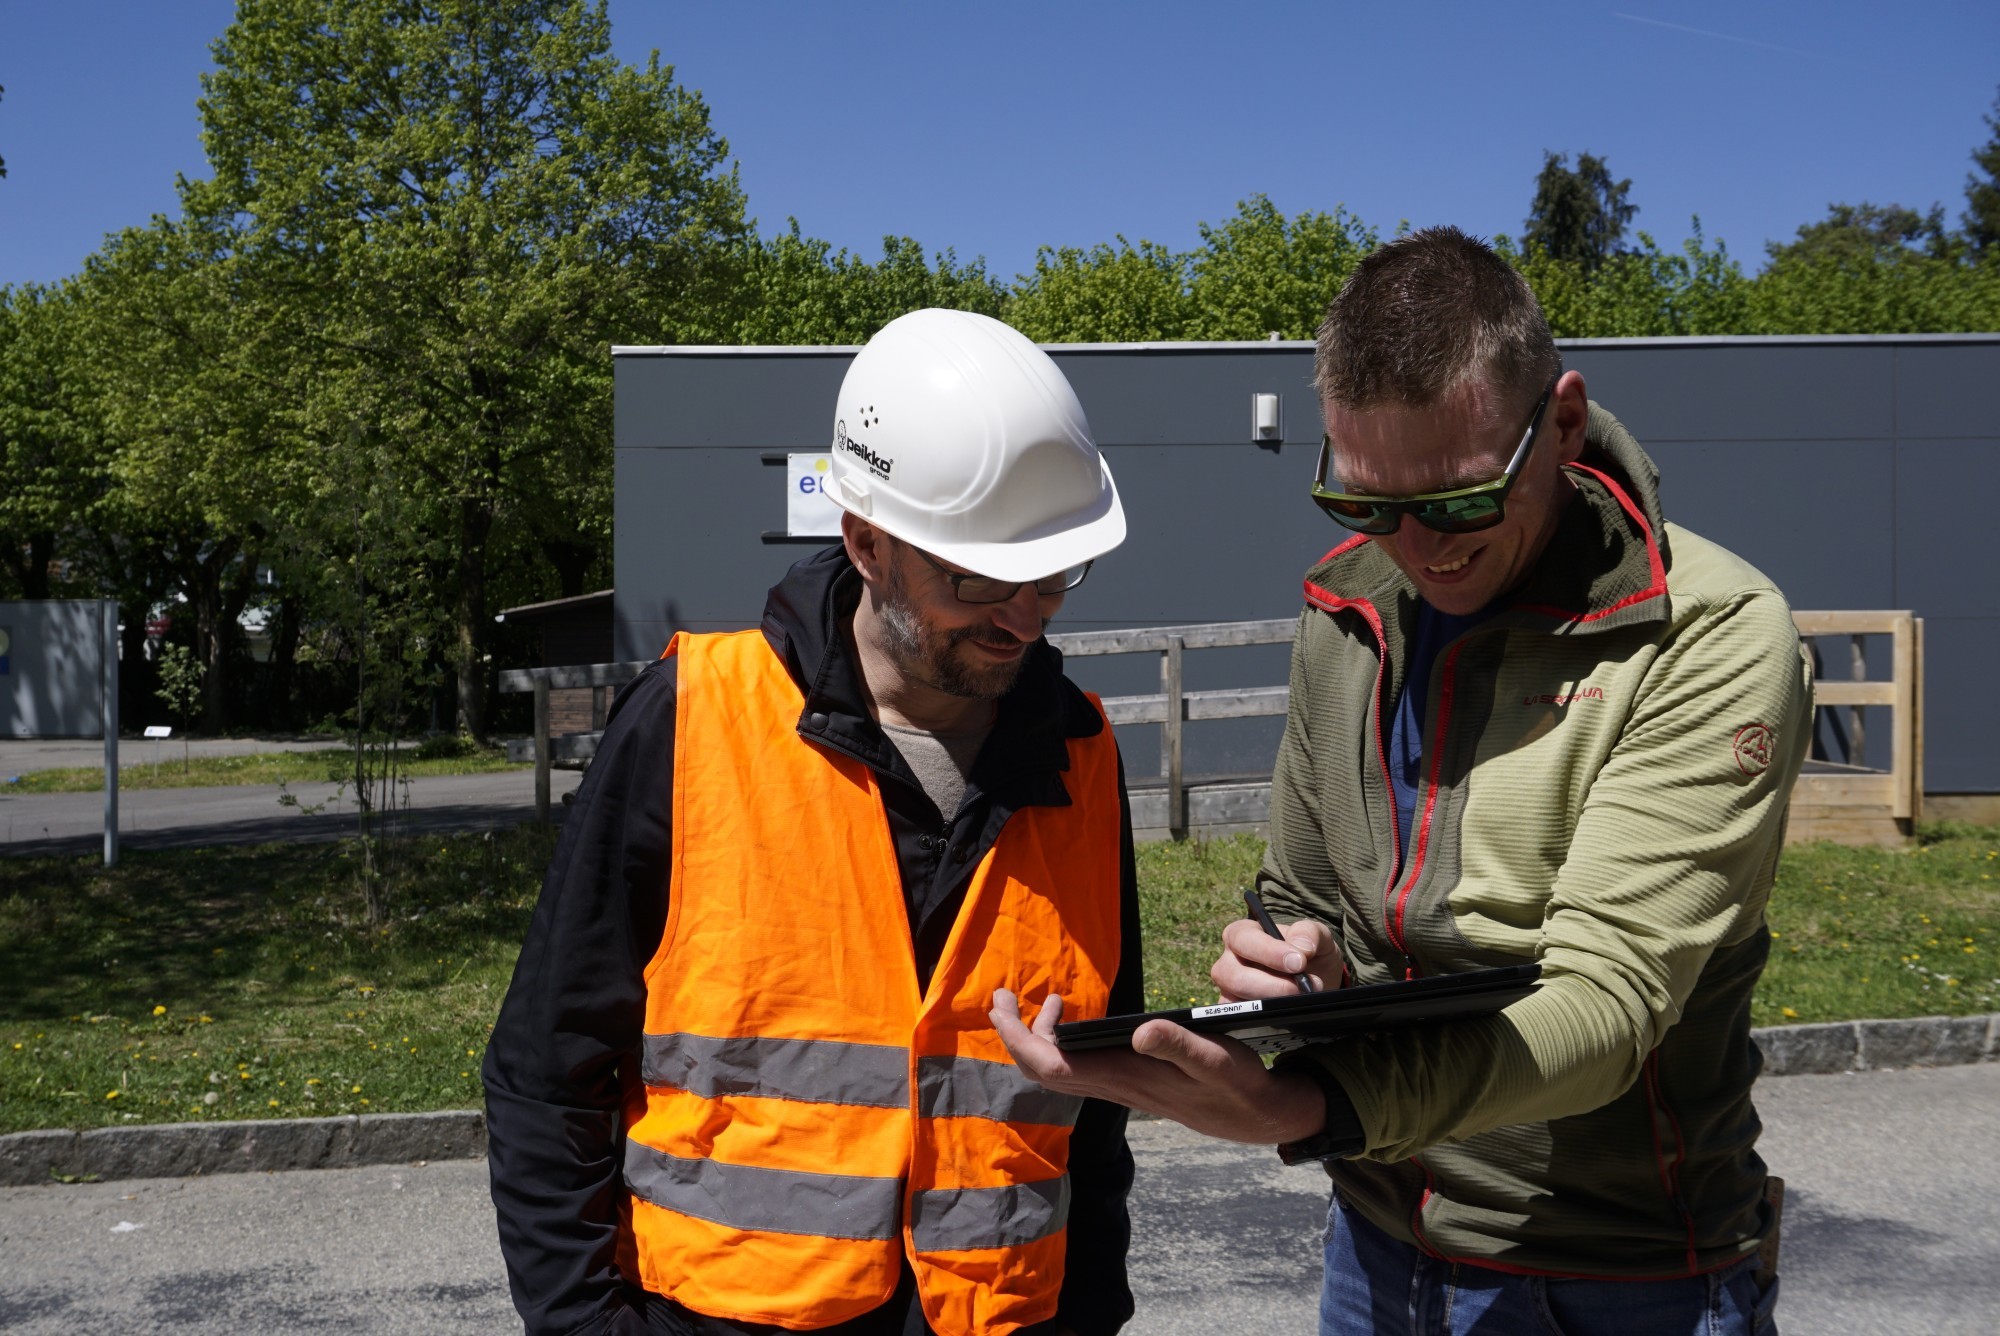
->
[414, 733, 476, 761]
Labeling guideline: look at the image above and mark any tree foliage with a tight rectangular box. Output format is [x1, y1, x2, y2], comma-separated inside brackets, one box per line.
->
[1965, 88, 2000, 255]
[5, 13, 1999, 747]
[722, 226, 1004, 344]
[1006, 197, 1376, 343]
[1004, 238, 1189, 344]
[1500, 222, 1750, 338]
[180, 0, 747, 736]
[1524, 151, 1637, 271]
[0, 282, 107, 601]
[1186, 196, 1378, 340]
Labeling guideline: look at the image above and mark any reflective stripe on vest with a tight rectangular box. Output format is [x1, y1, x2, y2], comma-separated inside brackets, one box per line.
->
[911, 1177, 1071, 1253]
[624, 628, 1123, 1335]
[624, 1139, 904, 1241]
[916, 1053, 1084, 1127]
[643, 1032, 910, 1108]
[625, 1137, 1072, 1251]
[641, 1032, 1084, 1127]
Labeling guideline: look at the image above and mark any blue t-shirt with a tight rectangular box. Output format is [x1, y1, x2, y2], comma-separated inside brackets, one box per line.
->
[1390, 601, 1493, 874]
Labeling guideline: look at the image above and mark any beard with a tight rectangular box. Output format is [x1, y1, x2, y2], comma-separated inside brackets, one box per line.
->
[877, 558, 1037, 701]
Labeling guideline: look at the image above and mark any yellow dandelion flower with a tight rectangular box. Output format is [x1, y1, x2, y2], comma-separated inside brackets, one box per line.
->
[105, 1090, 120, 1100]
[152, 1005, 167, 1017]
[1781, 1007, 1799, 1019]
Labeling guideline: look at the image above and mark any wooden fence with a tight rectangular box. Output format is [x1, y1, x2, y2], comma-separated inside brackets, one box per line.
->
[501, 610, 1923, 844]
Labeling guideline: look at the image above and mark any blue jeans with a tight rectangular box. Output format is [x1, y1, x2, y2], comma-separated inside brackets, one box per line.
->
[1320, 1195, 1779, 1335]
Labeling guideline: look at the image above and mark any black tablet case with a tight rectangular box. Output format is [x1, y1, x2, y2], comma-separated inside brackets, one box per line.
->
[1052, 963, 1540, 1056]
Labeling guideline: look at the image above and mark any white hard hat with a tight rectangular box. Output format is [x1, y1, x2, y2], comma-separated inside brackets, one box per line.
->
[826, 308, 1126, 582]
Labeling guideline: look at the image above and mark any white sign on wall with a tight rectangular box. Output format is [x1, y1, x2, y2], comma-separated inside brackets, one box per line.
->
[786, 453, 843, 538]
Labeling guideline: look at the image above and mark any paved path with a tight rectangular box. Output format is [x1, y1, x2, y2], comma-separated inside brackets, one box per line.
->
[0, 736, 353, 775]
[0, 768, 581, 857]
[0, 1064, 1994, 1333]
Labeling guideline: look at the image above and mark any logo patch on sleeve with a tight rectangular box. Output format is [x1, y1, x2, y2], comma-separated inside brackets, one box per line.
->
[1733, 723, 1776, 776]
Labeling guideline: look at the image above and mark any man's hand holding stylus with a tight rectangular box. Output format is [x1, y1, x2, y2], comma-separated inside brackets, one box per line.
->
[1214, 915, 1344, 1000]
[988, 913, 1345, 1145]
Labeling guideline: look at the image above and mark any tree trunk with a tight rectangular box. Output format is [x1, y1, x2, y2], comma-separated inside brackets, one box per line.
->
[454, 494, 495, 741]
[119, 597, 154, 728]
[268, 593, 305, 730]
[4, 532, 56, 600]
[540, 537, 598, 601]
[180, 535, 242, 733]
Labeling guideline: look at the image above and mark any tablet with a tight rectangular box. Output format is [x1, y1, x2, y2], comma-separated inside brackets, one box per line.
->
[1052, 963, 1540, 1056]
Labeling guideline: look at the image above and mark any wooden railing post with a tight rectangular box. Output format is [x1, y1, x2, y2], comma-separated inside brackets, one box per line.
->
[533, 676, 551, 824]
[1848, 633, 1867, 767]
[1163, 636, 1186, 839]
[1889, 614, 1915, 820]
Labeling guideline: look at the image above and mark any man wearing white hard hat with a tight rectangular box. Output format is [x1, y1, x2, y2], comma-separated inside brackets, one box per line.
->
[486, 309, 1141, 1336]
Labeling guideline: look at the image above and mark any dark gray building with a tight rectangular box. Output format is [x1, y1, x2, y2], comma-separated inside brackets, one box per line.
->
[612, 334, 2000, 796]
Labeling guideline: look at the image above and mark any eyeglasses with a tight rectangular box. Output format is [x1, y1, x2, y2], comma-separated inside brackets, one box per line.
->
[914, 548, 1092, 604]
[1310, 376, 1559, 535]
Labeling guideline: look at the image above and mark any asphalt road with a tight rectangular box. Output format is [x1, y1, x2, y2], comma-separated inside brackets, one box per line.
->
[1, 1063, 1995, 1334]
[0, 767, 581, 857]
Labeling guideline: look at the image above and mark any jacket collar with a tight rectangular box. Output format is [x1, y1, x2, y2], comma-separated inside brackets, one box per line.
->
[757, 545, 1101, 805]
[1303, 401, 1672, 637]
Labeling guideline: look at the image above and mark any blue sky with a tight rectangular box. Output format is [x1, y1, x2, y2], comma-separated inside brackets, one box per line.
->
[3, 1, 1998, 289]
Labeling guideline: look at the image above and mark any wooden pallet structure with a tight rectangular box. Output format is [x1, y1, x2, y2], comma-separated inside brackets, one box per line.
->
[1788, 611, 1923, 847]
[503, 609, 1924, 848]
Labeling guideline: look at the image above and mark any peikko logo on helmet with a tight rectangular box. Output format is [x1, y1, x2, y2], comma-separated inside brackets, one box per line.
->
[834, 421, 894, 481]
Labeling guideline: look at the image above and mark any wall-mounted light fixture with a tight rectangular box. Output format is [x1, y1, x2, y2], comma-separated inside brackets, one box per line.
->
[1251, 392, 1283, 444]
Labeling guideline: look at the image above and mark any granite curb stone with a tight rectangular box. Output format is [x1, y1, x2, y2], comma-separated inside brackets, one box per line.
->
[4, 1014, 1995, 1187]
[1753, 1011, 1999, 1075]
[0, 1109, 485, 1188]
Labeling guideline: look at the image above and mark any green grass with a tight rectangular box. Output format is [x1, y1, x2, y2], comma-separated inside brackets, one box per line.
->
[0, 826, 555, 1135]
[1753, 822, 2000, 1026]
[1127, 826, 2000, 1027]
[2, 822, 1995, 1135]
[1133, 834, 1266, 1010]
[4, 746, 527, 793]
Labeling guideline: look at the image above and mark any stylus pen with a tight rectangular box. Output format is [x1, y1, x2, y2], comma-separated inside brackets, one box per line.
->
[1243, 889, 1317, 994]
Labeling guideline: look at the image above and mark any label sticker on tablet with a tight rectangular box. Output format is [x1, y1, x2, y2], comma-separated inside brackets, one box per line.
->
[1190, 1000, 1265, 1019]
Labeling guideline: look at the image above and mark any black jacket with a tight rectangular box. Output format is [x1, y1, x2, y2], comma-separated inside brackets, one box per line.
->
[484, 547, 1143, 1336]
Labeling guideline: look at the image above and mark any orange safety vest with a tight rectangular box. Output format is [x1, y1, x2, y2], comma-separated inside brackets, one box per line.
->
[619, 629, 1124, 1335]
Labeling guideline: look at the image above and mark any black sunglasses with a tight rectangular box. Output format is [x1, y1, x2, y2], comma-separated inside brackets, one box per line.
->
[1310, 376, 1559, 535]
[914, 549, 1092, 605]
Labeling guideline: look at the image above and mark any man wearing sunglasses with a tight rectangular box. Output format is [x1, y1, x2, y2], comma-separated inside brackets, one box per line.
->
[486, 310, 1142, 1336]
[995, 229, 1811, 1334]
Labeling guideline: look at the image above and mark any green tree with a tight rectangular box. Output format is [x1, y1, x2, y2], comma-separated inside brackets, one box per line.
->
[0, 282, 109, 600]
[1524, 151, 1637, 271]
[1768, 202, 1950, 265]
[1186, 196, 1379, 340]
[184, 0, 748, 738]
[1005, 197, 1379, 344]
[723, 226, 1004, 344]
[1501, 223, 1749, 338]
[75, 215, 289, 731]
[154, 643, 205, 773]
[1964, 88, 2000, 254]
[1750, 197, 2000, 334]
[1007, 237, 1191, 343]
